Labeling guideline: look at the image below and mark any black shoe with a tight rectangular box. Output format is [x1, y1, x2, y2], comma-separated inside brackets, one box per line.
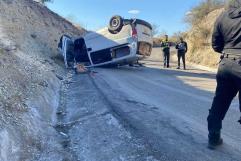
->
[208, 138, 223, 150]
[176, 67, 180, 69]
[238, 117, 241, 124]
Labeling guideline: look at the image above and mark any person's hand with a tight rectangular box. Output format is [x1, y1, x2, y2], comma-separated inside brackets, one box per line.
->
[220, 54, 224, 60]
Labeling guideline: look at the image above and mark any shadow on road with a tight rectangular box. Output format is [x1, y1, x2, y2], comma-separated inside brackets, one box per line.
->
[118, 62, 216, 79]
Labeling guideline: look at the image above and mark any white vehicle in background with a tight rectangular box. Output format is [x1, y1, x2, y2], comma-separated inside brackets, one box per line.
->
[58, 15, 153, 67]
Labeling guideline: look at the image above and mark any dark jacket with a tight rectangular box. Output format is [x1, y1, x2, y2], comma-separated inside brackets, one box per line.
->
[161, 40, 170, 53]
[176, 41, 188, 54]
[212, 0, 241, 54]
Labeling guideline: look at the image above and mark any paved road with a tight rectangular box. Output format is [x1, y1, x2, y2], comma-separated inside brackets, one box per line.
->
[57, 48, 241, 161]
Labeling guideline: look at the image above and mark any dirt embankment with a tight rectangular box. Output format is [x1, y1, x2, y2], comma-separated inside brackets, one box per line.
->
[0, 0, 85, 160]
[185, 8, 224, 68]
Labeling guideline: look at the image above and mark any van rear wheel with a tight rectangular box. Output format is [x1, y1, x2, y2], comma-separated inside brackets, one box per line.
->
[108, 15, 123, 34]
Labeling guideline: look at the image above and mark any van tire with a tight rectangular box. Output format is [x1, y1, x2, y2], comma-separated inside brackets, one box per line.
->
[108, 15, 123, 34]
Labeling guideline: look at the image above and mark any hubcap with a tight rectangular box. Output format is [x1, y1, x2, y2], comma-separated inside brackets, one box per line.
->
[112, 19, 119, 27]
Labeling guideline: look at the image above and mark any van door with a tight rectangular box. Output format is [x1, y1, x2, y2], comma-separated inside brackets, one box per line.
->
[84, 30, 120, 53]
[74, 38, 91, 65]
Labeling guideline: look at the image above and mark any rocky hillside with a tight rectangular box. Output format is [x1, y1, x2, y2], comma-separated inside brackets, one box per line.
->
[0, 0, 85, 160]
[185, 8, 224, 68]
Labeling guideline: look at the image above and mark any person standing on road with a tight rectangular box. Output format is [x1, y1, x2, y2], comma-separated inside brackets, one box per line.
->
[207, 0, 241, 150]
[175, 37, 188, 70]
[238, 93, 241, 127]
[161, 35, 170, 68]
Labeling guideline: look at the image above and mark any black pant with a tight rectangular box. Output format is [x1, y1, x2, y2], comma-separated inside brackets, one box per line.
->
[177, 52, 186, 69]
[208, 58, 241, 133]
[239, 93, 241, 112]
[163, 50, 170, 67]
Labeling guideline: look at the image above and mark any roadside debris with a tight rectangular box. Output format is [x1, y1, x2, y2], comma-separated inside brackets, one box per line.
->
[56, 110, 66, 116]
[30, 34, 37, 39]
[55, 74, 64, 80]
[74, 63, 88, 74]
[38, 80, 48, 87]
[59, 132, 69, 138]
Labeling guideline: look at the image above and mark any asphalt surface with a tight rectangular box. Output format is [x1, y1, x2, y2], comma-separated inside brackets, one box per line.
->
[57, 48, 241, 161]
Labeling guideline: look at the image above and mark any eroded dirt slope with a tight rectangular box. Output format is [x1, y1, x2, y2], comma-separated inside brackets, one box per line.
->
[0, 0, 85, 160]
[185, 9, 224, 68]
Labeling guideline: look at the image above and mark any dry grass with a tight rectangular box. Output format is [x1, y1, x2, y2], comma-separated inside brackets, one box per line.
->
[185, 8, 224, 68]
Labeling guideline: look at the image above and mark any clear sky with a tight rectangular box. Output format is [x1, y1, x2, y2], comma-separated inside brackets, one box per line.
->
[47, 0, 202, 35]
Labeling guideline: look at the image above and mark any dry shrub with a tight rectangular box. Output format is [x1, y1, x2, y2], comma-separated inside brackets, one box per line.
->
[185, 0, 226, 68]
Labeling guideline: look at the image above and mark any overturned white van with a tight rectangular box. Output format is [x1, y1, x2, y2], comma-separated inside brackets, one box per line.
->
[58, 15, 153, 67]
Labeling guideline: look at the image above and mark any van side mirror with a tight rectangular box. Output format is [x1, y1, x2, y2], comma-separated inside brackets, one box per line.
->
[87, 48, 92, 51]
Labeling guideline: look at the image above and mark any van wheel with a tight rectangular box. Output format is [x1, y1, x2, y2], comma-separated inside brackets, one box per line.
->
[108, 15, 123, 34]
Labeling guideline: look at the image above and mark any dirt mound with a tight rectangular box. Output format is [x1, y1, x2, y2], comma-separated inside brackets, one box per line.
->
[0, 0, 85, 160]
[185, 8, 224, 68]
